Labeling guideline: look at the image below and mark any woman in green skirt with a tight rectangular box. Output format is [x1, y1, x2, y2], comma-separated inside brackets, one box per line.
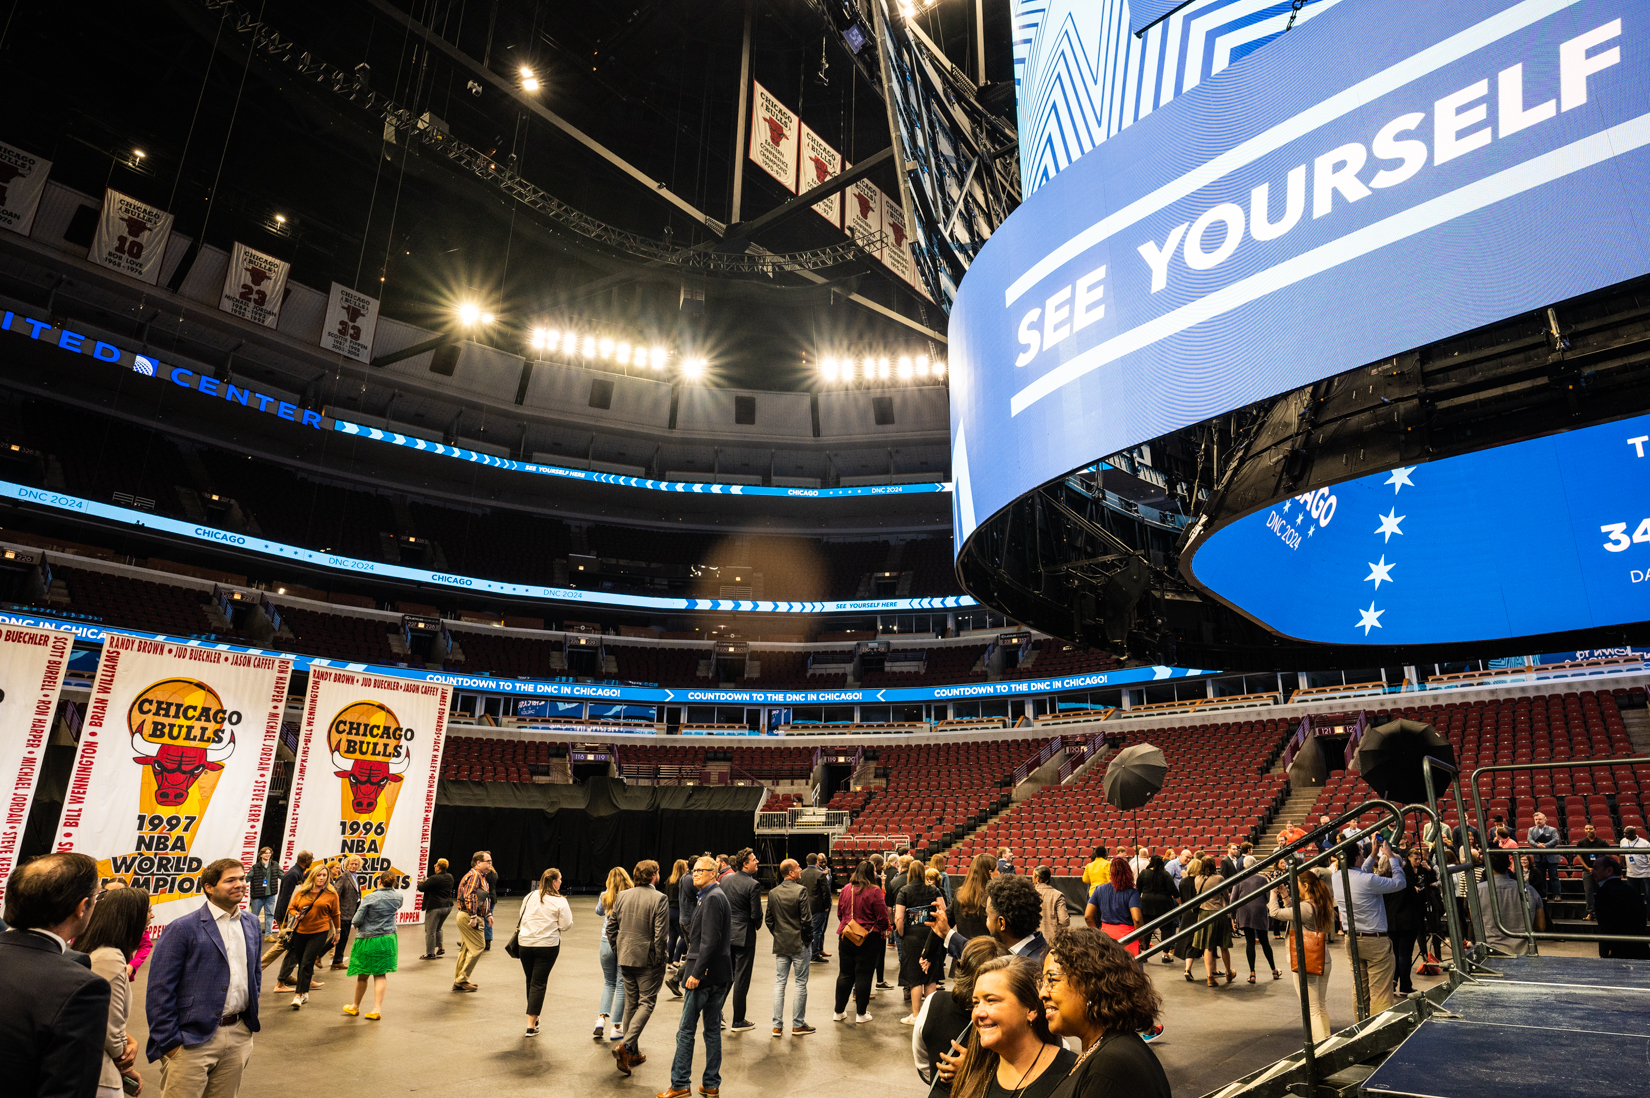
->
[1191, 857, 1234, 987]
[344, 870, 406, 1019]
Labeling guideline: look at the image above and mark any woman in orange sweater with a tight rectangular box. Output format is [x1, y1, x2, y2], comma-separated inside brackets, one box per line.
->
[286, 863, 341, 1009]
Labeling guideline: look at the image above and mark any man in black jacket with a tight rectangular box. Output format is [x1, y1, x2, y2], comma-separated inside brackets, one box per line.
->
[800, 853, 832, 962]
[272, 849, 312, 925]
[0, 851, 110, 1098]
[721, 848, 764, 1033]
[662, 858, 733, 1098]
[248, 847, 281, 935]
[1594, 856, 1650, 958]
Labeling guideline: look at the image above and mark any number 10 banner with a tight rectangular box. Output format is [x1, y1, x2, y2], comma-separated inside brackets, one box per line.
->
[281, 668, 449, 923]
[54, 635, 293, 924]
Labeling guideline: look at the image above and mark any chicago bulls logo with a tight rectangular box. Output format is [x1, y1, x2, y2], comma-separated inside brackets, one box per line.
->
[763, 116, 787, 146]
[244, 266, 272, 287]
[343, 304, 366, 324]
[808, 155, 831, 184]
[891, 224, 906, 247]
[854, 193, 873, 221]
[0, 163, 19, 207]
[128, 678, 239, 808]
[119, 215, 153, 238]
[329, 700, 413, 820]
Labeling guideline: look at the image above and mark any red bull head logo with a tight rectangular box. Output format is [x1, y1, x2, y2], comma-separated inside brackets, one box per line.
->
[891, 223, 906, 248]
[128, 679, 238, 808]
[0, 162, 19, 206]
[763, 116, 786, 146]
[245, 266, 272, 287]
[343, 304, 366, 324]
[328, 700, 413, 819]
[808, 155, 831, 184]
[119, 215, 153, 238]
[854, 193, 873, 221]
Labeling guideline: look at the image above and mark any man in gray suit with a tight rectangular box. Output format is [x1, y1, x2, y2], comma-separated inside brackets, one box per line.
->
[720, 848, 763, 1034]
[607, 859, 670, 1076]
[764, 858, 815, 1037]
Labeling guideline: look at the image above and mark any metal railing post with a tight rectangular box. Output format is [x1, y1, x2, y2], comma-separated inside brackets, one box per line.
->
[1338, 848, 1369, 1021]
[1422, 757, 1477, 980]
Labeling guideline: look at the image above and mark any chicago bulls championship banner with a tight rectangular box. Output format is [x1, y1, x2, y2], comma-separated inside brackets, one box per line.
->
[0, 623, 72, 909]
[881, 197, 914, 283]
[846, 177, 883, 262]
[55, 635, 291, 923]
[220, 241, 290, 329]
[799, 125, 842, 229]
[319, 282, 380, 362]
[0, 141, 51, 237]
[282, 668, 449, 923]
[89, 189, 175, 285]
[748, 81, 798, 193]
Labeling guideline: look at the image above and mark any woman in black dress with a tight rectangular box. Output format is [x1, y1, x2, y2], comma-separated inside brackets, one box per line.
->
[941, 956, 1076, 1098]
[1135, 856, 1178, 960]
[897, 866, 945, 1024]
[1175, 857, 1204, 979]
[1038, 928, 1172, 1098]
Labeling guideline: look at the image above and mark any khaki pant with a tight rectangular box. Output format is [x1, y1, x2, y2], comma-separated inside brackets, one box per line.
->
[158, 1021, 253, 1098]
[1348, 934, 1397, 1016]
[453, 911, 487, 984]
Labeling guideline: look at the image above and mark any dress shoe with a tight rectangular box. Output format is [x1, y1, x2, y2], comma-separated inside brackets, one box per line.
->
[614, 1044, 632, 1076]
[329, 963, 346, 970]
[655, 1089, 692, 1098]
[629, 1052, 648, 1068]
[699, 1088, 719, 1097]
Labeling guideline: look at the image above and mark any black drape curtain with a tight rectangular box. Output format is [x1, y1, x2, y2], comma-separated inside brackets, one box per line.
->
[430, 805, 756, 890]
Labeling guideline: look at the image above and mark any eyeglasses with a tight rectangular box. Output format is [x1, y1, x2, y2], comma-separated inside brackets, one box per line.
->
[1037, 971, 1065, 990]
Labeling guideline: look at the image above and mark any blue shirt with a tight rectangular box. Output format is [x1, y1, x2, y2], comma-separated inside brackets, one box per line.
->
[1089, 884, 1140, 926]
[352, 887, 403, 938]
[1330, 855, 1407, 933]
[1166, 859, 1185, 885]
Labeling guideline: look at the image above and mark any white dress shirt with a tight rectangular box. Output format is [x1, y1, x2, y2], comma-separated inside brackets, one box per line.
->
[212, 902, 249, 1015]
[28, 928, 67, 952]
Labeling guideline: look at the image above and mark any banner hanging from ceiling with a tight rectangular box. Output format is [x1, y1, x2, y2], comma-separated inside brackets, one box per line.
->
[0, 142, 51, 236]
[882, 197, 914, 283]
[748, 81, 799, 192]
[799, 124, 843, 227]
[319, 282, 380, 362]
[281, 667, 449, 923]
[846, 177, 884, 261]
[0, 623, 72, 909]
[89, 189, 175, 286]
[220, 242, 291, 329]
[54, 634, 292, 923]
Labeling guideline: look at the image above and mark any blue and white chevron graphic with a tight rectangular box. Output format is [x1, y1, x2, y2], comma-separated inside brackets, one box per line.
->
[1014, 0, 1343, 195]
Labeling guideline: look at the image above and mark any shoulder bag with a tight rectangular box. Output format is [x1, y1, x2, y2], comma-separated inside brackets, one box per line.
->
[839, 885, 869, 946]
[1287, 907, 1326, 976]
[260, 893, 319, 968]
[505, 892, 527, 958]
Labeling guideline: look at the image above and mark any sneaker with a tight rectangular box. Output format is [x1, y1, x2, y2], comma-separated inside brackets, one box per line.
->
[772, 1027, 783, 1037]
[525, 1025, 540, 1037]
[855, 1012, 873, 1023]
[730, 1021, 756, 1034]
[594, 1015, 608, 1038]
[1141, 1025, 1164, 1043]
[899, 1015, 916, 1026]
[793, 1023, 816, 1035]
[342, 1005, 359, 1016]
[290, 994, 307, 1010]
[832, 1011, 847, 1022]
[608, 1026, 625, 1041]
[875, 981, 894, 990]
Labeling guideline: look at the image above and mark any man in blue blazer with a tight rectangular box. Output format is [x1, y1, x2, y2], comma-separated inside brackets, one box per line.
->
[146, 858, 262, 1098]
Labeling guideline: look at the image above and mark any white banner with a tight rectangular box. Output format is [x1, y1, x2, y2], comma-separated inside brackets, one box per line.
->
[54, 635, 292, 924]
[319, 282, 380, 362]
[281, 668, 449, 923]
[799, 125, 843, 229]
[0, 624, 72, 908]
[0, 142, 51, 237]
[882, 196, 914, 283]
[89, 190, 175, 285]
[748, 81, 798, 193]
[846, 178, 884, 262]
[220, 241, 291, 329]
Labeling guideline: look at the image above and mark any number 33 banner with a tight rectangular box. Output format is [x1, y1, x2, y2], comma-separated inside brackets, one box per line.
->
[220, 241, 291, 329]
[319, 281, 380, 363]
[54, 635, 292, 924]
[281, 668, 449, 923]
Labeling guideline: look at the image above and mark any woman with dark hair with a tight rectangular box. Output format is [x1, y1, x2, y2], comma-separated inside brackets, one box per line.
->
[914, 937, 1010, 1089]
[343, 870, 405, 1020]
[1038, 928, 1171, 1098]
[1135, 856, 1178, 959]
[665, 859, 689, 964]
[78, 886, 151, 1098]
[517, 867, 574, 1036]
[1083, 857, 1142, 956]
[1232, 867, 1281, 983]
[1193, 857, 1235, 986]
[1269, 869, 1336, 1041]
[897, 865, 945, 1024]
[833, 859, 890, 1023]
[417, 858, 454, 959]
[941, 956, 1075, 1098]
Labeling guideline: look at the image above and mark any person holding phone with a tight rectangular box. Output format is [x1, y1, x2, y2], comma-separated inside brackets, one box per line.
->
[1330, 839, 1407, 1016]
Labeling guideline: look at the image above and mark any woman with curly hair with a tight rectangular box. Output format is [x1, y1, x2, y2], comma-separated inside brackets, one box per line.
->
[1038, 928, 1171, 1098]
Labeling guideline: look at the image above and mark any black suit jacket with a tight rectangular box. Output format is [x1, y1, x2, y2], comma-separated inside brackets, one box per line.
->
[800, 866, 833, 914]
[721, 870, 762, 948]
[0, 929, 112, 1098]
[683, 883, 733, 984]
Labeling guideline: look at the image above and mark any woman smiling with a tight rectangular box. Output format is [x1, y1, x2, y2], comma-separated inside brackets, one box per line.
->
[1038, 928, 1170, 1098]
[948, 956, 1074, 1098]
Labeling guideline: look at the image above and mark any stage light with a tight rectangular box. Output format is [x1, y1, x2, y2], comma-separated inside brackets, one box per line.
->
[274, 214, 286, 224]
[616, 342, 631, 364]
[480, 312, 495, 325]
[582, 335, 597, 357]
[457, 303, 482, 325]
[530, 328, 550, 350]
[877, 357, 890, 380]
[862, 356, 875, 379]
[599, 338, 614, 359]
[932, 360, 947, 378]
[519, 67, 540, 92]
[822, 358, 839, 382]
[650, 346, 667, 369]
[682, 357, 706, 379]
[897, 355, 913, 379]
[915, 354, 929, 376]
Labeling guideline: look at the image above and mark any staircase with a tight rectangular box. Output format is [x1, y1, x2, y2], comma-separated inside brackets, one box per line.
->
[1623, 706, 1650, 756]
[1258, 781, 1324, 850]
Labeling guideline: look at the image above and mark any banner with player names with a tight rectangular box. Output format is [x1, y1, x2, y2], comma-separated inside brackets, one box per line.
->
[748, 81, 798, 193]
[54, 635, 292, 924]
[881, 196, 914, 283]
[0, 142, 51, 236]
[319, 282, 380, 362]
[799, 125, 842, 228]
[90, 189, 175, 285]
[281, 667, 449, 922]
[0, 623, 72, 908]
[220, 241, 291, 329]
[846, 177, 884, 262]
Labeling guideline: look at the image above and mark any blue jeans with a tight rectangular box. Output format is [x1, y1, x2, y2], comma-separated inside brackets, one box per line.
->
[811, 911, 828, 957]
[671, 981, 730, 1089]
[773, 949, 810, 1028]
[599, 936, 627, 1022]
[249, 895, 277, 936]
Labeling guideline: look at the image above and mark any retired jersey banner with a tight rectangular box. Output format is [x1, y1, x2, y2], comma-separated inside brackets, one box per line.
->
[55, 635, 291, 923]
[281, 668, 449, 923]
[0, 623, 71, 908]
[89, 189, 174, 285]
[220, 242, 290, 329]
[799, 125, 843, 228]
[319, 282, 380, 362]
[881, 197, 914, 283]
[748, 81, 798, 193]
[846, 177, 884, 261]
[0, 142, 51, 236]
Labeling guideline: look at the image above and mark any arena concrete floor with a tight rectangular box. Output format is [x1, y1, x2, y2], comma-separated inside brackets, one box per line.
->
[120, 900, 1594, 1097]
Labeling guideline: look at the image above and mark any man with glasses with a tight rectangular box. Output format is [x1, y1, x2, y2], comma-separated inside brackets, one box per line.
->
[658, 858, 732, 1098]
[452, 851, 493, 993]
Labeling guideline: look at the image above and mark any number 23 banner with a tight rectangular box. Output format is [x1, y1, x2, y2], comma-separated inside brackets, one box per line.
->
[281, 668, 449, 923]
[55, 635, 292, 924]
[220, 241, 291, 329]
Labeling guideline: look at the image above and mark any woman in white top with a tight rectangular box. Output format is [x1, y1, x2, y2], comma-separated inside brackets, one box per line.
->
[1268, 870, 1336, 1042]
[75, 884, 152, 1096]
[517, 867, 575, 1037]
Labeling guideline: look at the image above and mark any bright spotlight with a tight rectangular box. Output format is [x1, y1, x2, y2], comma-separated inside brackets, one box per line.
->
[897, 355, 913, 379]
[915, 354, 930, 376]
[520, 67, 540, 91]
[582, 336, 597, 357]
[457, 303, 482, 326]
[530, 328, 550, 350]
[822, 358, 839, 382]
[599, 338, 615, 359]
[682, 358, 706, 379]
[616, 342, 631, 365]
[862, 356, 876, 379]
[480, 312, 495, 325]
[933, 360, 947, 378]
[877, 357, 891, 380]
[650, 347, 667, 369]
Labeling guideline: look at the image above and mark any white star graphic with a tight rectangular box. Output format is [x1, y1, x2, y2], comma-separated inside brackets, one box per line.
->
[1365, 555, 1396, 589]
[1375, 508, 1406, 542]
[1356, 602, 1385, 635]
[1385, 466, 1417, 494]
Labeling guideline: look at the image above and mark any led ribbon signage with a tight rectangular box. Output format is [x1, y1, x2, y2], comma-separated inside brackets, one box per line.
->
[949, 0, 1650, 547]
